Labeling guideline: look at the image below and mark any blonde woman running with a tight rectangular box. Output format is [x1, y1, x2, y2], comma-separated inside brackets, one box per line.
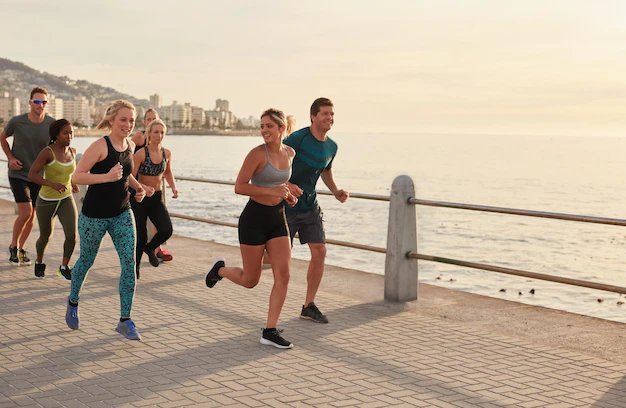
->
[131, 119, 178, 279]
[131, 108, 173, 262]
[64, 100, 148, 341]
[204, 108, 298, 349]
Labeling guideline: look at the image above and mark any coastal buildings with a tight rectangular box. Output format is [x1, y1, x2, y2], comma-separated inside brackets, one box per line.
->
[159, 101, 192, 129]
[191, 106, 206, 128]
[215, 99, 229, 112]
[205, 99, 235, 128]
[47, 96, 63, 119]
[0, 80, 247, 131]
[153, 96, 238, 130]
[0, 93, 19, 122]
[150, 93, 162, 109]
[240, 115, 261, 128]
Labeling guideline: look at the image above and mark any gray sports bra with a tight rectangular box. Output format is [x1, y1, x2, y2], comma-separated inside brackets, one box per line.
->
[250, 145, 292, 188]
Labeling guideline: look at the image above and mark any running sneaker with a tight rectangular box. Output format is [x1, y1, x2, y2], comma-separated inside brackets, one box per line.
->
[144, 246, 160, 267]
[260, 328, 293, 349]
[34, 262, 46, 279]
[57, 265, 72, 281]
[300, 302, 329, 323]
[8, 246, 19, 265]
[65, 297, 79, 330]
[115, 319, 142, 340]
[18, 249, 31, 266]
[205, 257, 224, 288]
[156, 248, 173, 262]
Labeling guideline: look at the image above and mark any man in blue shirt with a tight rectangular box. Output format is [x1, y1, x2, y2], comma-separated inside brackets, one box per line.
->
[284, 98, 349, 323]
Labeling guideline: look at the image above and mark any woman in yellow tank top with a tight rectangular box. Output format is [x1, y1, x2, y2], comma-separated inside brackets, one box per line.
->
[28, 119, 79, 281]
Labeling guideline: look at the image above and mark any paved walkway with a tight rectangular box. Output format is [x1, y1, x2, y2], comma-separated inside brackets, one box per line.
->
[1, 199, 625, 407]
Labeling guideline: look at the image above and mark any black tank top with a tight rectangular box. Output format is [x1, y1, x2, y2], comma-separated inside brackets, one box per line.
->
[82, 136, 133, 218]
[134, 131, 146, 153]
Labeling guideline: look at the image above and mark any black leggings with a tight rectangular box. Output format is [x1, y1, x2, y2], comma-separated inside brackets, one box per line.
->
[131, 191, 173, 266]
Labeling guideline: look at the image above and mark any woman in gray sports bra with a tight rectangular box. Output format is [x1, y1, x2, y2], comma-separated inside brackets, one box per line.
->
[203, 108, 299, 349]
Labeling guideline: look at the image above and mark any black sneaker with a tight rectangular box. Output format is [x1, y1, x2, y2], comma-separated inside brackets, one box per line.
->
[205, 257, 224, 288]
[260, 328, 293, 349]
[57, 265, 71, 281]
[8, 246, 19, 265]
[34, 262, 46, 279]
[300, 302, 329, 323]
[18, 249, 31, 266]
[144, 246, 160, 267]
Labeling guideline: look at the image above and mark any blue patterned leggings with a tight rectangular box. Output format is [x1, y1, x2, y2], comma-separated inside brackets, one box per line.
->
[69, 210, 136, 317]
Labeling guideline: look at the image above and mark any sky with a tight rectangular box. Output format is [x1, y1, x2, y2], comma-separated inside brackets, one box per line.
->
[2, 0, 626, 136]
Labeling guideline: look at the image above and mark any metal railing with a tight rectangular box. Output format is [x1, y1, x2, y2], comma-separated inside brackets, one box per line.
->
[171, 177, 388, 254]
[1, 162, 622, 300]
[171, 175, 626, 300]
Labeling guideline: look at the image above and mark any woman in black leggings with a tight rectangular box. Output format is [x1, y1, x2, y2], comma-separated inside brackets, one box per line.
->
[131, 119, 178, 279]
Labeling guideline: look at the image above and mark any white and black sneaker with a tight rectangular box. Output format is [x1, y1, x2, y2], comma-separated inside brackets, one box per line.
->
[260, 328, 293, 349]
[57, 265, 72, 281]
[205, 258, 224, 288]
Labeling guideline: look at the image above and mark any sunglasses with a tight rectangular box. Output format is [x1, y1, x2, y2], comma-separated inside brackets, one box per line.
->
[30, 100, 48, 105]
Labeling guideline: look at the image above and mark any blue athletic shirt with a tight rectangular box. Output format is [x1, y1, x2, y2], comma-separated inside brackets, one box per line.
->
[283, 127, 337, 214]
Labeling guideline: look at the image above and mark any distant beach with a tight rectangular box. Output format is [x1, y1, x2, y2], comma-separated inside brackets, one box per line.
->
[73, 128, 258, 137]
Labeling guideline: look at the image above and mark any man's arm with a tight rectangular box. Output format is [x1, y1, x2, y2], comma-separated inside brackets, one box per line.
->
[0, 130, 21, 170]
[321, 168, 349, 203]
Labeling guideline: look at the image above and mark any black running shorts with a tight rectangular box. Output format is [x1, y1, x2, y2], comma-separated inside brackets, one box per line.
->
[9, 177, 40, 205]
[238, 199, 289, 245]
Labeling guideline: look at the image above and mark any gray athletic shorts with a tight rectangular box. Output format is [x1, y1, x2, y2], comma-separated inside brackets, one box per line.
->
[286, 207, 325, 245]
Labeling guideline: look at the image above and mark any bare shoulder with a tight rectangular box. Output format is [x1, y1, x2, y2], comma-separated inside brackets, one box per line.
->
[285, 146, 296, 157]
[243, 145, 266, 165]
[87, 137, 107, 152]
[131, 131, 144, 144]
[247, 144, 265, 157]
[79, 138, 107, 165]
[133, 146, 146, 159]
[38, 146, 54, 162]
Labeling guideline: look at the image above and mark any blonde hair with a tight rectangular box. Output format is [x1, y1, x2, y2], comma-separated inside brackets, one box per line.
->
[145, 119, 167, 145]
[96, 100, 136, 130]
[261, 108, 296, 137]
[144, 108, 160, 121]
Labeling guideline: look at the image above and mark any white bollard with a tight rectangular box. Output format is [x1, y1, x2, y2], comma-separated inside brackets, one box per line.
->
[384, 175, 418, 302]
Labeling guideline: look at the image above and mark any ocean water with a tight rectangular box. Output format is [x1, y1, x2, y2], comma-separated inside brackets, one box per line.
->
[8, 133, 625, 323]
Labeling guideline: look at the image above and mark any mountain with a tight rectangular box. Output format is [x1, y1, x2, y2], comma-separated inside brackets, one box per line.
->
[0, 57, 148, 108]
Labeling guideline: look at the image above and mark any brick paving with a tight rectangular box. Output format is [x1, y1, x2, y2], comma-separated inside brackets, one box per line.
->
[0, 199, 625, 407]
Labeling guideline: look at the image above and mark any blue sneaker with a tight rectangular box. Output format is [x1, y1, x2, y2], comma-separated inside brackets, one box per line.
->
[65, 297, 79, 330]
[115, 319, 142, 341]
